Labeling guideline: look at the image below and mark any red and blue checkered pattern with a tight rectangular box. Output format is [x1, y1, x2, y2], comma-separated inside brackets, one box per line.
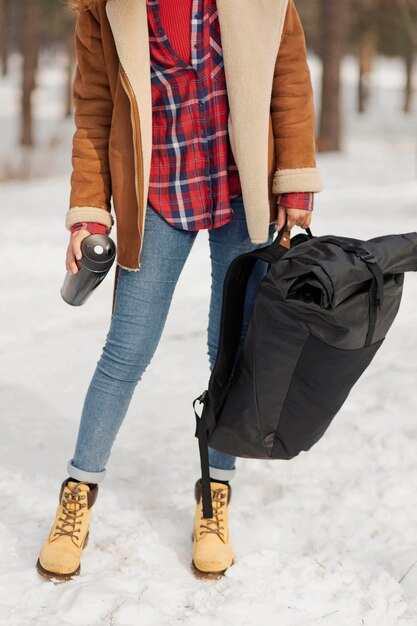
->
[146, 0, 242, 230]
[71, 0, 314, 237]
[276, 191, 314, 211]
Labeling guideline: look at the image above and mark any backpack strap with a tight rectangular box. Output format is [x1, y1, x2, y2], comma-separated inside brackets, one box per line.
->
[194, 221, 313, 518]
[318, 237, 384, 345]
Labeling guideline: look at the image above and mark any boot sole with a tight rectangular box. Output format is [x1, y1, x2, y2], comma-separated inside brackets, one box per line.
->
[191, 558, 234, 580]
[36, 531, 89, 582]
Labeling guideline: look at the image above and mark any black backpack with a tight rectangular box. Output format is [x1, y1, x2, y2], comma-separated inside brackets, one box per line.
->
[193, 224, 417, 517]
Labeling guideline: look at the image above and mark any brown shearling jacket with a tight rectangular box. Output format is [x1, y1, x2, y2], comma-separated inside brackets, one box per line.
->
[66, 0, 322, 282]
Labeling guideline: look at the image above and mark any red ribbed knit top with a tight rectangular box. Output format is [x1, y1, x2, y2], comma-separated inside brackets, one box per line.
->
[159, 0, 193, 66]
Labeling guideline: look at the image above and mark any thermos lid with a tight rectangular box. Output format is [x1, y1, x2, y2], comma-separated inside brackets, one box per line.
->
[79, 234, 116, 273]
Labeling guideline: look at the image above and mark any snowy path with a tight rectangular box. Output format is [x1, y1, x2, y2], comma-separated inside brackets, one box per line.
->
[1, 57, 417, 625]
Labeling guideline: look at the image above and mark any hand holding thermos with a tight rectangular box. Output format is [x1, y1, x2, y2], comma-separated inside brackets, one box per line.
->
[61, 223, 116, 306]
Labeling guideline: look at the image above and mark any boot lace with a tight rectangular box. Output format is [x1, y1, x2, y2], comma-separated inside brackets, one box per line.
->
[199, 487, 227, 540]
[53, 483, 88, 546]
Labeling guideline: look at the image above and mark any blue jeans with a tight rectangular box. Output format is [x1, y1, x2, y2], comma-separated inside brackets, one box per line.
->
[67, 196, 275, 484]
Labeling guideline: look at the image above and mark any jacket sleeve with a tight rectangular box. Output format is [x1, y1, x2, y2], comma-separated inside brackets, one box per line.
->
[270, 0, 322, 195]
[65, 7, 114, 232]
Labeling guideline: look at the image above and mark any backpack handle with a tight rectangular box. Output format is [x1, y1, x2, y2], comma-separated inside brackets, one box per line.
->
[255, 217, 315, 265]
[274, 216, 315, 251]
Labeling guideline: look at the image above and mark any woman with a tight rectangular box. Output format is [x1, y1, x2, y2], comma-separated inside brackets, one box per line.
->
[37, 0, 322, 581]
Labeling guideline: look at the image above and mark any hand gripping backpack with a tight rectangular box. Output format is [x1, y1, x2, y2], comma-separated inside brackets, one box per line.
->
[193, 222, 417, 517]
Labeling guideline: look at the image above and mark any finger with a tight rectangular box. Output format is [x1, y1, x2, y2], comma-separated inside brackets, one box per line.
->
[288, 209, 306, 228]
[275, 205, 287, 231]
[287, 209, 311, 230]
[286, 209, 300, 230]
[66, 248, 79, 274]
[66, 247, 73, 269]
[65, 262, 78, 275]
[71, 231, 89, 261]
[301, 213, 312, 229]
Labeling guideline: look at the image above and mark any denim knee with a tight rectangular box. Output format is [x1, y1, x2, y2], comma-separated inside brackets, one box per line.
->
[96, 337, 151, 385]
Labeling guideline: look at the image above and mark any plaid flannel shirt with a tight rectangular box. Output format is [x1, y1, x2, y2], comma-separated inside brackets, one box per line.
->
[71, 0, 313, 237]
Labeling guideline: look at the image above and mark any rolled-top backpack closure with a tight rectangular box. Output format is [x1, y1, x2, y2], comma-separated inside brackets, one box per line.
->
[194, 222, 417, 518]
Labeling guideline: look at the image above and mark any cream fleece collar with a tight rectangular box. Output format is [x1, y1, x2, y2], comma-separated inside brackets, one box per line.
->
[105, 0, 290, 242]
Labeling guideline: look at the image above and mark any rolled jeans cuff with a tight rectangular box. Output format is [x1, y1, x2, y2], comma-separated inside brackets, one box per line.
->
[209, 466, 236, 481]
[67, 459, 106, 484]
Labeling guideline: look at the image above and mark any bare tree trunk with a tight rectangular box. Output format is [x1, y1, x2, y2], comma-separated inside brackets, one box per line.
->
[65, 31, 75, 118]
[21, 0, 40, 147]
[0, 0, 8, 76]
[357, 39, 375, 113]
[318, 0, 351, 152]
[397, 0, 416, 113]
[404, 49, 414, 114]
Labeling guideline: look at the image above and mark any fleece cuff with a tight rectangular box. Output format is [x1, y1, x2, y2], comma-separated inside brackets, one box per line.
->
[272, 167, 323, 194]
[65, 206, 114, 231]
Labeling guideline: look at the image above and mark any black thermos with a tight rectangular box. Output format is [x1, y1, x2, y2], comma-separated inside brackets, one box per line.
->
[61, 233, 116, 306]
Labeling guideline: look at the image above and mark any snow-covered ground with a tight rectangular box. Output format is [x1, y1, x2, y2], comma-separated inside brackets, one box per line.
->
[1, 54, 417, 625]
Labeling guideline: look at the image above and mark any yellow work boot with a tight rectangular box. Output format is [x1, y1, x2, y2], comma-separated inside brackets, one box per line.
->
[36, 477, 98, 581]
[192, 479, 234, 576]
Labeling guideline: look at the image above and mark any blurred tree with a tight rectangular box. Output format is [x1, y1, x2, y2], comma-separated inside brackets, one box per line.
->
[0, 3, 4, 74]
[63, 10, 75, 117]
[4, 0, 415, 153]
[349, 0, 417, 118]
[351, 0, 378, 113]
[397, 0, 416, 113]
[295, 0, 321, 56]
[298, 0, 416, 132]
[18, 0, 75, 146]
[65, 16, 75, 117]
[375, 0, 416, 112]
[0, 0, 9, 76]
[21, 0, 41, 146]
[40, 0, 76, 116]
[317, 0, 351, 152]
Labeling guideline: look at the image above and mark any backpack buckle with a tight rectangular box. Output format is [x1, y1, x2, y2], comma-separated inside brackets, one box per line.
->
[360, 252, 376, 264]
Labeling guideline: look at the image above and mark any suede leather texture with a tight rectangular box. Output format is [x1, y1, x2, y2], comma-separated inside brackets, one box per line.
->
[67, 0, 322, 280]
